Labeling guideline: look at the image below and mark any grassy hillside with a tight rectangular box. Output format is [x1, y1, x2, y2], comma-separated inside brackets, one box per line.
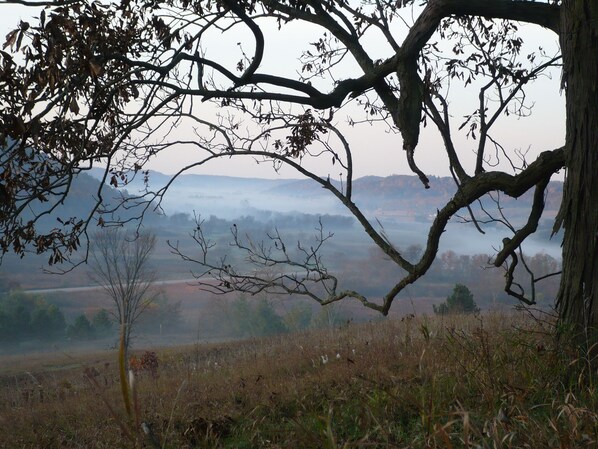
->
[1, 312, 596, 448]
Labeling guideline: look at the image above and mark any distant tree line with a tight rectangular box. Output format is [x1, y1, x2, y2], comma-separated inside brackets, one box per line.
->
[209, 296, 356, 339]
[0, 287, 180, 347]
[169, 212, 354, 233]
[66, 309, 114, 341]
[0, 290, 66, 342]
[340, 247, 561, 307]
[215, 285, 482, 338]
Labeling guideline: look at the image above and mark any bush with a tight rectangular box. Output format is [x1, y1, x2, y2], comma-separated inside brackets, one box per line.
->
[434, 283, 480, 315]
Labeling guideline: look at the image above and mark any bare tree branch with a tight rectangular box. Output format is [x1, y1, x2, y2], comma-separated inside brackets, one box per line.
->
[89, 229, 157, 355]
[0, 0, 566, 316]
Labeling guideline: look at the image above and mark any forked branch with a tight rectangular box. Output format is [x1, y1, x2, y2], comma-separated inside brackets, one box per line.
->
[168, 217, 378, 310]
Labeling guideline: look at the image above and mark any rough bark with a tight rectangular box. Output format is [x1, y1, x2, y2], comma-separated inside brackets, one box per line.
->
[557, 0, 598, 334]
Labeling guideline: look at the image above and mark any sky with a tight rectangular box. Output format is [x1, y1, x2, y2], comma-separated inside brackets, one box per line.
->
[0, 2, 565, 180]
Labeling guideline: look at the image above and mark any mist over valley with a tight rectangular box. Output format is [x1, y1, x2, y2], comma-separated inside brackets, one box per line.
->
[114, 168, 563, 259]
[0, 170, 563, 352]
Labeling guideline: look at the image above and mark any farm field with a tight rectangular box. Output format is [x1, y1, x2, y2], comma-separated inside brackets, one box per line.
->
[1, 312, 596, 448]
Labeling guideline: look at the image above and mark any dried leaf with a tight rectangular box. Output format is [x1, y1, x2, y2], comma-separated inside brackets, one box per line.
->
[89, 61, 101, 77]
[69, 97, 80, 114]
[3, 30, 18, 50]
[16, 31, 24, 52]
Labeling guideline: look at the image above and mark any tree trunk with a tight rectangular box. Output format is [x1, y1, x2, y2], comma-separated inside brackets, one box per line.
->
[556, 0, 598, 335]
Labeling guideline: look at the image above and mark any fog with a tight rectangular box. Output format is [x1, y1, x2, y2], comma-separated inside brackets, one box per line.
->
[0, 170, 562, 355]
[119, 172, 346, 219]
[123, 170, 562, 259]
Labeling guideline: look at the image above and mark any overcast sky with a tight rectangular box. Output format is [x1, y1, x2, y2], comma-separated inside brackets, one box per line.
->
[1, 3, 565, 180]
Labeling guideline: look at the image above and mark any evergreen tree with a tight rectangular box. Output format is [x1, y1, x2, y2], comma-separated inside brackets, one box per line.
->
[434, 284, 480, 315]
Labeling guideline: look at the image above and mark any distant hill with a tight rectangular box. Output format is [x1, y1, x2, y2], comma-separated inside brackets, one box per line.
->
[88, 168, 562, 224]
[269, 174, 562, 215]
[2, 168, 563, 290]
[23, 169, 165, 230]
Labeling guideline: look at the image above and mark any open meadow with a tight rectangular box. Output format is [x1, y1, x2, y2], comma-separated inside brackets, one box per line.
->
[1, 312, 597, 449]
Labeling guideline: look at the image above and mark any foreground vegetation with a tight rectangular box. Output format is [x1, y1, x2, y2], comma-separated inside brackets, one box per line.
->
[1, 312, 597, 448]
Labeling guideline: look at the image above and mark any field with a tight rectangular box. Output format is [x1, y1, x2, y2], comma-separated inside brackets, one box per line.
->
[1, 312, 597, 448]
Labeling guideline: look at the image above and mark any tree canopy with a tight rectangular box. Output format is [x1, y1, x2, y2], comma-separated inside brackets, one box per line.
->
[0, 0, 596, 333]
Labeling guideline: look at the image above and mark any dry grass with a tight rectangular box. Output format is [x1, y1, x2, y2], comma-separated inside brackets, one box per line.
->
[1, 311, 597, 448]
